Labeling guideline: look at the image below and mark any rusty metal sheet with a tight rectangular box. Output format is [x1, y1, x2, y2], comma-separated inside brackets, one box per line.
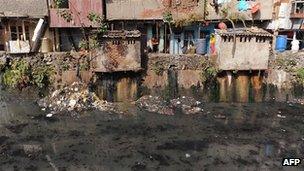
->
[106, 0, 200, 20]
[50, 0, 103, 28]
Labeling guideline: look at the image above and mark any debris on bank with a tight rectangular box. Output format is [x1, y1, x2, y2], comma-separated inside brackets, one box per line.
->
[38, 82, 115, 114]
[136, 96, 174, 115]
[289, 98, 304, 106]
[136, 95, 203, 115]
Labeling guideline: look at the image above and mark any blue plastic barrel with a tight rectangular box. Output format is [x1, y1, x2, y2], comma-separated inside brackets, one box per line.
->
[275, 35, 287, 52]
[196, 39, 206, 55]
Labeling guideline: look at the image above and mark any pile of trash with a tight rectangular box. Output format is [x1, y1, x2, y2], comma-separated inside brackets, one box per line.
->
[136, 95, 203, 115]
[38, 82, 114, 114]
[136, 96, 174, 115]
[170, 96, 203, 115]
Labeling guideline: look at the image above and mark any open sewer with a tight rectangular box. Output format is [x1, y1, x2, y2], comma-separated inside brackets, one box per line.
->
[0, 85, 304, 170]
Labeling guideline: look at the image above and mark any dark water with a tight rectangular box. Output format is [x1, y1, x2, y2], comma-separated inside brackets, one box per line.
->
[93, 72, 140, 102]
[1, 89, 304, 171]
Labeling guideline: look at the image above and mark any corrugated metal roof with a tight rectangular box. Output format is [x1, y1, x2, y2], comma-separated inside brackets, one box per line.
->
[106, 0, 164, 20]
[0, 0, 48, 18]
[106, 0, 202, 20]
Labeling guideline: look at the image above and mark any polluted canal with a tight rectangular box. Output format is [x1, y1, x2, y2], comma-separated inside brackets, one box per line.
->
[1, 84, 304, 171]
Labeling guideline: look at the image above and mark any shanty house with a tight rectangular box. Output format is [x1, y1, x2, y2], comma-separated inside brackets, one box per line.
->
[0, 0, 50, 53]
[106, 0, 211, 55]
[215, 28, 273, 71]
[49, 0, 104, 51]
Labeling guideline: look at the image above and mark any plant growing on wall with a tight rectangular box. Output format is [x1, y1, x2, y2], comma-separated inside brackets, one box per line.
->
[54, 0, 64, 7]
[87, 12, 108, 35]
[163, 11, 173, 34]
[53, 1, 109, 80]
[54, 0, 108, 51]
[296, 68, 304, 85]
[54, 0, 73, 22]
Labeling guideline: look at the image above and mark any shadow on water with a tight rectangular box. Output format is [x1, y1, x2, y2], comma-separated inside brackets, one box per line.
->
[217, 70, 304, 103]
[92, 66, 303, 104]
[1, 68, 304, 170]
[92, 71, 141, 102]
[167, 66, 179, 99]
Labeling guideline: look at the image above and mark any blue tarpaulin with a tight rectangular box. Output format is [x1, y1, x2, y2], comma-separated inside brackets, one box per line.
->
[238, 0, 249, 11]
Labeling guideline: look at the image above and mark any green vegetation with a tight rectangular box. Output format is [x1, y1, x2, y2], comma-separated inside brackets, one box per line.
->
[162, 11, 173, 34]
[54, 2, 108, 51]
[2, 59, 30, 88]
[1, 59, 55, 89]
[31, 65, 55, 88]
[87, 12, 108, 35]
[151, 62, 165, 76]
[0, 60, 5, 71]
[296, 68, 304, 85]
[201, 66, 219, 83]
[79, 59, 90, 71]
[275, 57, 297, 72]
[54, 0, 66, 7]
[200, 58, 219, 83]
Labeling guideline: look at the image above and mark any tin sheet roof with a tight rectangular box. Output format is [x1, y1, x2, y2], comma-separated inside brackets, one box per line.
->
[0, 0, 48, 18]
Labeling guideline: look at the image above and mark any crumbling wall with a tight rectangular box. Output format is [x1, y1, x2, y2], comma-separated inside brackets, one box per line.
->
[92, 40, 142, 72]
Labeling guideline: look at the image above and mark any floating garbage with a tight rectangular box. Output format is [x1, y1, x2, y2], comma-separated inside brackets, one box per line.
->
[277, 114, 286, 119]
[214, 114, 226, 119]
[46, 113, 53, 118]
[136, 95, 203, 115]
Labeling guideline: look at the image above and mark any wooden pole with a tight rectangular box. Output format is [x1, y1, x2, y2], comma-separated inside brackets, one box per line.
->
[22, 20, 26, 41]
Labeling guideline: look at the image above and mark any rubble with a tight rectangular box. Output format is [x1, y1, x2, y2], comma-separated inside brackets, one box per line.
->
[38, 82, 115, 114]
[170, 96, 203, 115]
[136, 96, 174, 115]
[136, 95, 203, 115]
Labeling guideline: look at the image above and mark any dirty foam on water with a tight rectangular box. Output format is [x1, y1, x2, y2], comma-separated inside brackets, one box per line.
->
[1, 90, 304, 171]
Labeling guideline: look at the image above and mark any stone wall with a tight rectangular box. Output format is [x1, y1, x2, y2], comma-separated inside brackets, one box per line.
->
[266, 51, 304, 89]
[142, 53, 216, 99]
[0, 52, 93, 89]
